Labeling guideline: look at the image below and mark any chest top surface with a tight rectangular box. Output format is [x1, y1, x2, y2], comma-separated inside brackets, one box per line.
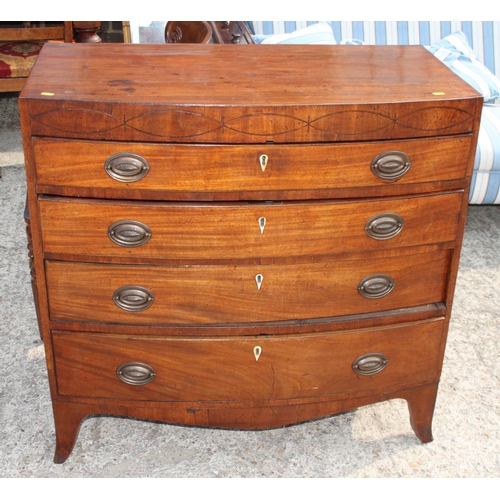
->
[22, 43, 479, 105]
[20, 44, 482, 144]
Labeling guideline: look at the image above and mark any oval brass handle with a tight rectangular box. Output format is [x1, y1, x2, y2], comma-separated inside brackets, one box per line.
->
[116, 362, 156, 385]
[358, 274, 394, 299]
[352, 353, 388, 376]
[104, 152, 150, 183]
[108, 220, 152, 247]
[113, 285, 155, 312]
[365, 213, 404, 240]
[371, 151, 411, 181]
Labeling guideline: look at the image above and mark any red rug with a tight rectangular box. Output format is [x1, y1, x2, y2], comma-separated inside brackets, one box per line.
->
[0, 41, 44, 78]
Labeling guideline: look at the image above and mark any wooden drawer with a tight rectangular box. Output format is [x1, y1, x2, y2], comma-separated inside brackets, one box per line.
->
[33, 136, 473, 200]
[39, 193, 463, 261]
[52, 319, 444, 401]
[46, 250, 449, 325]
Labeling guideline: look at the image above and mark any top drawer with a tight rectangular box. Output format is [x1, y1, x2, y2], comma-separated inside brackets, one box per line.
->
[33, 136, 474, 200]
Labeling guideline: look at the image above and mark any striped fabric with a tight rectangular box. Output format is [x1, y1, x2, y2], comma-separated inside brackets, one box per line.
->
[256, 22, 336, 44]
[471, 105, 500, 204]
[251, 21, 500, 204]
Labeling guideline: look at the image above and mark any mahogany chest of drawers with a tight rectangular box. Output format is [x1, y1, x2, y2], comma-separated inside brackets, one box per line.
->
[19, 43, 482, 463]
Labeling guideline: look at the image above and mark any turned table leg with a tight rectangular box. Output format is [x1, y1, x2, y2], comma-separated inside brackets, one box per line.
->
[72, 22, 102, 43]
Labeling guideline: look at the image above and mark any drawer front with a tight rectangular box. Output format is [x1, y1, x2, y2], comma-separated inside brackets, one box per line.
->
[39, 193, 463, 260]
[46, 251, 449, 325]
[33, 136, 472, 199]
[52, 319, 444, 401]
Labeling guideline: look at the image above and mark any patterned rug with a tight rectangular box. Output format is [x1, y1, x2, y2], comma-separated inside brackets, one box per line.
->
[0, 41, 44, 78]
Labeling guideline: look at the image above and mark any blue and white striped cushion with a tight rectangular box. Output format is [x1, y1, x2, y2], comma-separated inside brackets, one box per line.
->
[470, 105, 500, 204]
[470, 171, 500, 204]
[425, 31, 500, 103]
[254, 23, 337, 45]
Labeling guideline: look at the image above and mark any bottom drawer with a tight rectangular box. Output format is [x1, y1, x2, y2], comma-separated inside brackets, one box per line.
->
[53, 319, 444, 402]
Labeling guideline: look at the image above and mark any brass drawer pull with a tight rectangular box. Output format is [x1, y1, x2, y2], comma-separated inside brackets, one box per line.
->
[113, 285, 155, 312]
[352, 353, 388, 376]
[365, 213, 404, 240]
[371, 151, 411, 180]
[116, 362, 156, 385]
[108, 220, 152, 247]
[358, 274, 394, 299]
[104, 152, 150, 183]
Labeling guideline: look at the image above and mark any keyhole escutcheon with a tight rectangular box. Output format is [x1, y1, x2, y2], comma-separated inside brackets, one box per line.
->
[255, 274, 264, 290]
[259, 154, 268, 172]
[253, 346, 262, 361]
[258, 216, 266, 234]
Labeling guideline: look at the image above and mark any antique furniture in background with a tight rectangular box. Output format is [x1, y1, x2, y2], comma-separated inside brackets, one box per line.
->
[71, 22, 102, 43]
[124, 21, 254, 44]
[165, 21, 212, 44]
[209, 21, 254, 44]
[19, 42, 481, 462]
[164, 21, 254, 44]
[0, 21, 101, 92]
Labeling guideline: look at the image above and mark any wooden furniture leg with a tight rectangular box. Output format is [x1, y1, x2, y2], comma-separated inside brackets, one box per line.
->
[52, 402, 95, 463]
[404, 383, 439, 443]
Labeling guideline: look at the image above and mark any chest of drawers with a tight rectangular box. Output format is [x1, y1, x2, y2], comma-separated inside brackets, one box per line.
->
[19, 43, 482, 463]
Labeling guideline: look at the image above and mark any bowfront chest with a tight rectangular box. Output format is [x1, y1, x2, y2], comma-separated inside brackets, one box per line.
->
[19, 43, 482, 463]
